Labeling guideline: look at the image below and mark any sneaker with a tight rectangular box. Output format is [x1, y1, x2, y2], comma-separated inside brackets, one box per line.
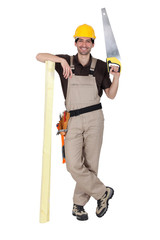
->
[96, 187, 114, 217]
[72, 204, 88, 221]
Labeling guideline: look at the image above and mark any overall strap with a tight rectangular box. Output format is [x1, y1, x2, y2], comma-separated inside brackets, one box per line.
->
[89, 57, 97, 75]
[70, 56, 75, 73]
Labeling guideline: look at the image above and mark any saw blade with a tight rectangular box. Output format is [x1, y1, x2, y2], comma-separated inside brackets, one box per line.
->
[101, 8, 121, 61]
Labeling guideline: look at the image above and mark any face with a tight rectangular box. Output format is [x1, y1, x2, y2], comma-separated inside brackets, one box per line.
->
[75, 37, 94, 55]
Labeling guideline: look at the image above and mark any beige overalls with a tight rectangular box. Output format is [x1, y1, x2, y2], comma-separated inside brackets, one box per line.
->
[65, 56, 106, 206]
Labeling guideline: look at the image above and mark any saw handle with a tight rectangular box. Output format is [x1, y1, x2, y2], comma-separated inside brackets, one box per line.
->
[107, 57, 121, 73]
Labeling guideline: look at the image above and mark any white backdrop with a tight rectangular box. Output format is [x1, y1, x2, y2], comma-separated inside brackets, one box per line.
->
[0, 0, 160, 239]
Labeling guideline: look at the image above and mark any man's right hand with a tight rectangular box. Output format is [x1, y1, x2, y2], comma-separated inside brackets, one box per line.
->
[61, 59, 73, 79]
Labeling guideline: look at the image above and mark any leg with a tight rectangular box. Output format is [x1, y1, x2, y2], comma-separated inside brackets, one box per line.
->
[65, 114, 106, 205]
[65, 116, 89, 206]
[82, 111, 106, 200]
[73, 148, 90, 206]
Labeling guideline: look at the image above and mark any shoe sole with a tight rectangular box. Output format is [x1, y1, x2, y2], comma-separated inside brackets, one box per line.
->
[72, 212, 88, 221]
[96, 187, 114, 218]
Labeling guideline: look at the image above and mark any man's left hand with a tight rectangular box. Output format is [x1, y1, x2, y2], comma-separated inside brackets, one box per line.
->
[109, 65, 120, 78]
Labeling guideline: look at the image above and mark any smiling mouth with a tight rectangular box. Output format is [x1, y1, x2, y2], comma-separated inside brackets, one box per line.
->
[78, 46, 90, 55]
[80, 47, 88, 51]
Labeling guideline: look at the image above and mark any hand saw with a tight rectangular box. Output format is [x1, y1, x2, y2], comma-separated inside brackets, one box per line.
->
[101, 8, 121, 73]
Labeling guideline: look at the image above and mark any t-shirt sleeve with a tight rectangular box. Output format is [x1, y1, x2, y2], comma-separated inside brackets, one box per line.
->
[101, 66, 112, 89]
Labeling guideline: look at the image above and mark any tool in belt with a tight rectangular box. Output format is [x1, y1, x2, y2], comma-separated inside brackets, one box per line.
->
[56, 103, 102, 163]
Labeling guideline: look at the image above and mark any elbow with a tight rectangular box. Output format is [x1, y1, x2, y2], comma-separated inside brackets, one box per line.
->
[107, 90, 118, 100]
[36, 53, 39, 60]
[109, 95, 115, 100]
[105, 88, 117, 99]
[108, 92, 117, 99]
[36, 53, 44, 62]
[106, 92, 116, 99]
[36, 53, 40, 61]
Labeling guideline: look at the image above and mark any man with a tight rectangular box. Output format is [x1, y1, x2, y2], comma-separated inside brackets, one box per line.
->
[36, 24, 120, 221]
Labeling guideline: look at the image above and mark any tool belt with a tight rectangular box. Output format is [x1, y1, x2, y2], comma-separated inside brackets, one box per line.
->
[69, 103, 102, 117]
[56, 103, 102, 135]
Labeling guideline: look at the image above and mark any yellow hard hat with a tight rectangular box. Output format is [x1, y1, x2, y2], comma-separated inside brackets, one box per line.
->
[73, 24, 96, 39]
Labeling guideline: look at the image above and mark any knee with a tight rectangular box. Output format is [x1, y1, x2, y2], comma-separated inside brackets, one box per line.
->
[66, 159, 72, 173]
[66, 157, 82, 177]
[66, 159, 77, 174]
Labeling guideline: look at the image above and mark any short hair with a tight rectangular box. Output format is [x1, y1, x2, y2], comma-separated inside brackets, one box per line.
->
[75, 38, 95, 44]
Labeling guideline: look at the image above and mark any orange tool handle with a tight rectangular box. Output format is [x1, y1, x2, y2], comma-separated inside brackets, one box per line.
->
[56, 123, 66, 164]
[61, 134, 66, 164]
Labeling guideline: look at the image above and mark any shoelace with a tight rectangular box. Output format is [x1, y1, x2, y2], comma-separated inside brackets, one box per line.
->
[75, 205, 85, 213]
[97, 192, 107, 208]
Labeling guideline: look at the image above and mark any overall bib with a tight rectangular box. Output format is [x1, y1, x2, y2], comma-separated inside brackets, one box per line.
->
[65, 56, 106, 206]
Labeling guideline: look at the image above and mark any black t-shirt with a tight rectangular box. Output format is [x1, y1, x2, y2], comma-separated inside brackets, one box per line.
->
[55, 54, 111, 99]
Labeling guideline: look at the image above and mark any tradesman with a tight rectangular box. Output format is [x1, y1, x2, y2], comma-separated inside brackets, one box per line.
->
[36, 24, 120, 221]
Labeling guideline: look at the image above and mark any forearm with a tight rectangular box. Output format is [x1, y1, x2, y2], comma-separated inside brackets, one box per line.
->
[105, 76, 119, 99]
[36, 53, 72, 79]
[36, 53, 64, 64]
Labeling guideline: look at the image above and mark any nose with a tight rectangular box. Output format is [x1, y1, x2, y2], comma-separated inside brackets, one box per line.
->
[82, 41, 87, 47]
